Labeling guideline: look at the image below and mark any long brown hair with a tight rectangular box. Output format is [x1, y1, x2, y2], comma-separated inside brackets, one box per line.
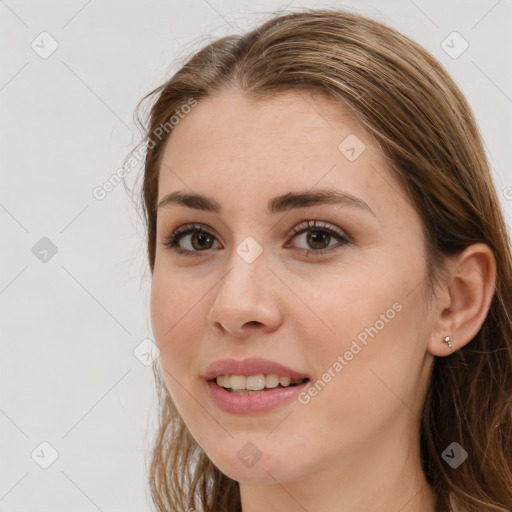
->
[131, 8, 512, 512]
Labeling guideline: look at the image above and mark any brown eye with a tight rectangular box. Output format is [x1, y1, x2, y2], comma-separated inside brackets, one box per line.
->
[288, 220, 350, 256]
[305, 230, 332, 250]
[164, 220, 350, 257]
[189, 231, 215, 251]
[164, 224, 220, 255]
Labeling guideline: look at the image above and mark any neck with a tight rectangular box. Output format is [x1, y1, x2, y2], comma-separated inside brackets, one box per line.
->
[239, 422, 436, 512]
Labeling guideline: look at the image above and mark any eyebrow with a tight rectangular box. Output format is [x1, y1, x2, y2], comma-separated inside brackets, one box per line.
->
[157, 189, 375, 216]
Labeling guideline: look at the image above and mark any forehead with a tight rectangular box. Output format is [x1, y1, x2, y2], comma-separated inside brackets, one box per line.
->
[161, 88, 366, 161]
[156, 88, 409, 218]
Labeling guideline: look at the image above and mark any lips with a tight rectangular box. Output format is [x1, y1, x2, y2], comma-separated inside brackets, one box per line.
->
[204, 357, 310, 381]
[203, 357, 311, 414]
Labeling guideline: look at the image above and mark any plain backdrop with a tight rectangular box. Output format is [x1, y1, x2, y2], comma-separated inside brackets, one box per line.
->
[1, 0, 511, 510]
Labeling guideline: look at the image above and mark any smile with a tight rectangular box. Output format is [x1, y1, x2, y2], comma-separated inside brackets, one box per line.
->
[204, 357, 311, 414]
[215, 374, 308, 393]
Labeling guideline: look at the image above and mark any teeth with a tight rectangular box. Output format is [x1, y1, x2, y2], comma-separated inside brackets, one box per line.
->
[246, 374, 265, 390]
[215, 374, 306, 391]
[265, 374, 279, 388]
[279, 376, 291, 387]
[229, 375, 246, 390]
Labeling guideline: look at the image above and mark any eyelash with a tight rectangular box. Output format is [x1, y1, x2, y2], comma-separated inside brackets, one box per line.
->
[163, 220, 351, 257]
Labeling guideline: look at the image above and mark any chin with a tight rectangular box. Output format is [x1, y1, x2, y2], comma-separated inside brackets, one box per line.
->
[204, 443, 308, 485]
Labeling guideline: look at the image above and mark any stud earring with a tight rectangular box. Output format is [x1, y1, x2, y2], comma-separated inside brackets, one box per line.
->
[443, 335, 452, 349]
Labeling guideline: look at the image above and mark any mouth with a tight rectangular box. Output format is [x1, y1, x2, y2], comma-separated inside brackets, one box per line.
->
[212, 374, 310, 394]
[203, 358, 311, 414]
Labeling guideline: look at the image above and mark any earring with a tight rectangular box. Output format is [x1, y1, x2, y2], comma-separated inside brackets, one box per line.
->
[443, 335, 452, 349]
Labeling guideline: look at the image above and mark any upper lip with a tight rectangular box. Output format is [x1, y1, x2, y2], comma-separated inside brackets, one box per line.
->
[204, 357, 309, 380]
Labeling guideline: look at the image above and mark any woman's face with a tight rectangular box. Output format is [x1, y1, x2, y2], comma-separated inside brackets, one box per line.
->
[150, 88, 436, 484]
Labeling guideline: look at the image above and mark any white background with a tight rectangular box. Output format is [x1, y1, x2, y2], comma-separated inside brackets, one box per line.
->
[1, 0, 511, 510]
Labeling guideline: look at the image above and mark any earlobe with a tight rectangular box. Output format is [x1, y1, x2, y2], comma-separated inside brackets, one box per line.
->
[427, 243, 496, 357]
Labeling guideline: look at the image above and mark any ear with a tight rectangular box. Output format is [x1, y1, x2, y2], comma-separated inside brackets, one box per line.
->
[427, 243, 496, 356]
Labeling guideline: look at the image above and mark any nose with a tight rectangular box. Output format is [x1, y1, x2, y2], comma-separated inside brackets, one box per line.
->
[207, 247, 284, 338]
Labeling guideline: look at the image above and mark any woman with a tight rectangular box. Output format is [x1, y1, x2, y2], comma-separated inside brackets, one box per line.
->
[133, 8, 512, 512]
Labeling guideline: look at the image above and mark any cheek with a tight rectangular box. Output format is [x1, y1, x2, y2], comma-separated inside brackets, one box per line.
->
[150, 271, 203, 374]
[298, 250, 428, 402]
[150, 273, 210, 433]
[294, 258, 411, 351]
[308, 280, 429, 433]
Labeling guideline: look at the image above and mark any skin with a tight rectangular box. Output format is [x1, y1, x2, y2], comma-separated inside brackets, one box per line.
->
[150, 88, 495, 512]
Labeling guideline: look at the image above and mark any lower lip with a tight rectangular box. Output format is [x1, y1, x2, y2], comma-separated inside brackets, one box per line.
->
[206, 379, 309, 414]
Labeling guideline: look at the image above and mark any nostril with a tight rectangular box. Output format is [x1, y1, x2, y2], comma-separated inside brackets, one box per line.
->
[244, 321, 262, 327]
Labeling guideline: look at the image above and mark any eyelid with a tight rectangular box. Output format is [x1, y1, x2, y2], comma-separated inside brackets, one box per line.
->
[163, 222, 221, 256]
[288, 219, 349, 240]
[163, 219, 351, 256]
